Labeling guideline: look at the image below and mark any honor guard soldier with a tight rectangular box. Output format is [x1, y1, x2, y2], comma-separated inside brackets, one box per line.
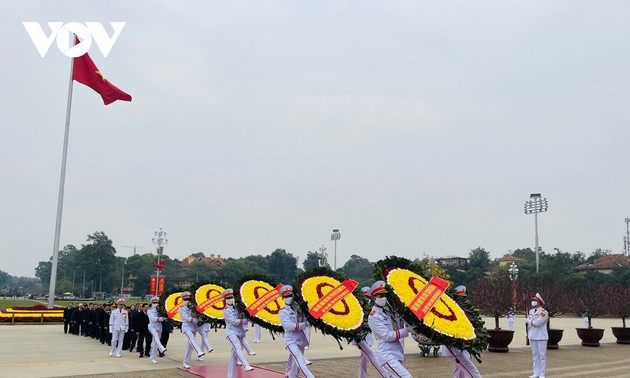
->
[441, 286, 482, 378]
[355, 286, 390, 378]
[109, 299, 129, 358]
[278, 284, 314, 378]
[147, 296, 168, 364]
[223, 288, 254, 376]
[178, 291, 205, 369]
[527, 293, 549, 378]
[367, 280, 413, 378]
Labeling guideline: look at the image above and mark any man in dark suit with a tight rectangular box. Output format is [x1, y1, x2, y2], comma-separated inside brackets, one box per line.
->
[71, 303, 85, 335]
[63, 302, 74, 334]
[136, 303, 153, 357]
[128, 304, 138, 352]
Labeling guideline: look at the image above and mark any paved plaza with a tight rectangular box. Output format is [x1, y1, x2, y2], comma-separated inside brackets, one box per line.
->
[1, 317, 628, 377]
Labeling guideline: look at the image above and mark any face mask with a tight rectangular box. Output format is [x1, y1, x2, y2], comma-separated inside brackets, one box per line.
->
[283, 297, 294, 305]
[183, 300, 189, 306]
[375, 297, 387, 307]
[531, 301, 538, 307]
[151, 303, 158, 308]
[225, 298, 234, 306]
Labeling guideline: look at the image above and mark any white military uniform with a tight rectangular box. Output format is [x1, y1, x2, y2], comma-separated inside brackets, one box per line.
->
[441, 346, 482, 378]
[254, 322, 262, 342]
[441, 285, 482, 378]
[279, 302, 314, 378]
[241, 321, 256, 355]
[527, 293, 549, 378]
[224, 303, 252, 376]
[353, 333, 391, 378]
[368, 305, 412, 378]
[179, 303, 204, 366]
[109, 305, 129, 357]
[198, 322, 213, 354]
[147, 306, 167, 362]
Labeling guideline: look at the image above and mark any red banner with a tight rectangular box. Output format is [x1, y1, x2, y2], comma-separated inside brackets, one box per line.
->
[408, 276, 449, 320]
[149, 276, 166, 295]
[246, 284, 283, 316]
[149, 276, 157, 295]
[308, 279, 358, 319]
[158, 276, 166, 296]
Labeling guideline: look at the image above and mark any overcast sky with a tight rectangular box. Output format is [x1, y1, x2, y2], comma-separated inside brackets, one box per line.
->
[2, 1, 630, 278]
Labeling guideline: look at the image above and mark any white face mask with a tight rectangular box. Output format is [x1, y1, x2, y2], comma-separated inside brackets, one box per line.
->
[283, 297, 294, 305]
[375, 297, 387, 307]
[183, 300, 189, 306]
[151, 303, 158, 308]
[531, 301, 538, 307]
[225, 298, 234, 306]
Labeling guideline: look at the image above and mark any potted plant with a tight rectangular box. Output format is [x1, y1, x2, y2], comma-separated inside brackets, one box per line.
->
[606, 285, 630, 344]
[469, 275, 514, 352]
[572, 285, 606, 347]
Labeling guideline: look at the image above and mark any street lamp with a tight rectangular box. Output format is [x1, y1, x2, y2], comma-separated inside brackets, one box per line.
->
[120, 257, 127, 297]
[331, 229, 341, 271]
[508, 262, 519, 312]
[624, 218, 630, 257]
[152, 228, 168, 296]
[524, 193, 548, 273]
[318, 244, 328, 267]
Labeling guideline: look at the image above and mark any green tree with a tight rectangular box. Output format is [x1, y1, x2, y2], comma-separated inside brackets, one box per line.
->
[35, 260, 52, 291]
[467, 247, 491, 282]
[124, 253, 158, 296]
[512, 248, 536, 266]
[340, 255, 375, 288]
[302, 251, 321, 271]
[218, 258, 267, 284]
[77, 232, 117, 294]
[267, 249, 298, 284]
[185, 262, 218, 283]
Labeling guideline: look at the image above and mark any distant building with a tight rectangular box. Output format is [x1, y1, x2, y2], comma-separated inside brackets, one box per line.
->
[575, 254, 630, 274]
[180, 253, 225, 272]
[497, 255, 527, 268]
[436, 257, 469, 269]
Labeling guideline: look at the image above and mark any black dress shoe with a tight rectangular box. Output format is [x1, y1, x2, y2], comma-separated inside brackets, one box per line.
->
[139, 354, 143, 358]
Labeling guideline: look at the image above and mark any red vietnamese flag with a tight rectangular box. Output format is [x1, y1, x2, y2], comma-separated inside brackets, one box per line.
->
[72, 50, 132, 105]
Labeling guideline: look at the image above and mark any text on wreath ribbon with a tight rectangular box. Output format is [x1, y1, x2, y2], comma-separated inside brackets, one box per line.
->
[246, 283, 283, 316]
[408, 276, 449, 320]
[309, 279, 358, 319]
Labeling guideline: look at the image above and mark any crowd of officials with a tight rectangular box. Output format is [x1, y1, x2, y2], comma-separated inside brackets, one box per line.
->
[62, 300, 173, 358]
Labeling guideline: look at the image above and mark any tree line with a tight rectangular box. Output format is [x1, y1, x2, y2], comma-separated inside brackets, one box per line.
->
[20, 231, 630, 298]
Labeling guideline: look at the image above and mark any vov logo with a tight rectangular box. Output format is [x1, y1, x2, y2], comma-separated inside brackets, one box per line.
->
[22, 22, 126, 58]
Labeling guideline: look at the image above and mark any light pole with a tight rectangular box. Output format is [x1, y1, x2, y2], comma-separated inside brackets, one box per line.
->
[508, 262, 519, 312]
[331, 229, 341, 271]
[318, 244, 328, 268]
[625, 218, 630, 257]
[524, 193, 548, 273]
[152, 228, 168, 296]
[120, 257, 127, 297]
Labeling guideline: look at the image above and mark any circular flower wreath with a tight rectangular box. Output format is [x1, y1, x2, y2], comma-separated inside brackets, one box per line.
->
[189, 280, 228, 329]
[374, 256, 489, 362]
[234, 274, 284, 336]
[294, 267, 371, 347]
[159, 285, 189, 329]
[159, 281, 227, 330]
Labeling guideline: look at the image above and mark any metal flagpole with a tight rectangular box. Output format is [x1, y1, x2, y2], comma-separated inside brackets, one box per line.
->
[47, 38, 76, 309]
